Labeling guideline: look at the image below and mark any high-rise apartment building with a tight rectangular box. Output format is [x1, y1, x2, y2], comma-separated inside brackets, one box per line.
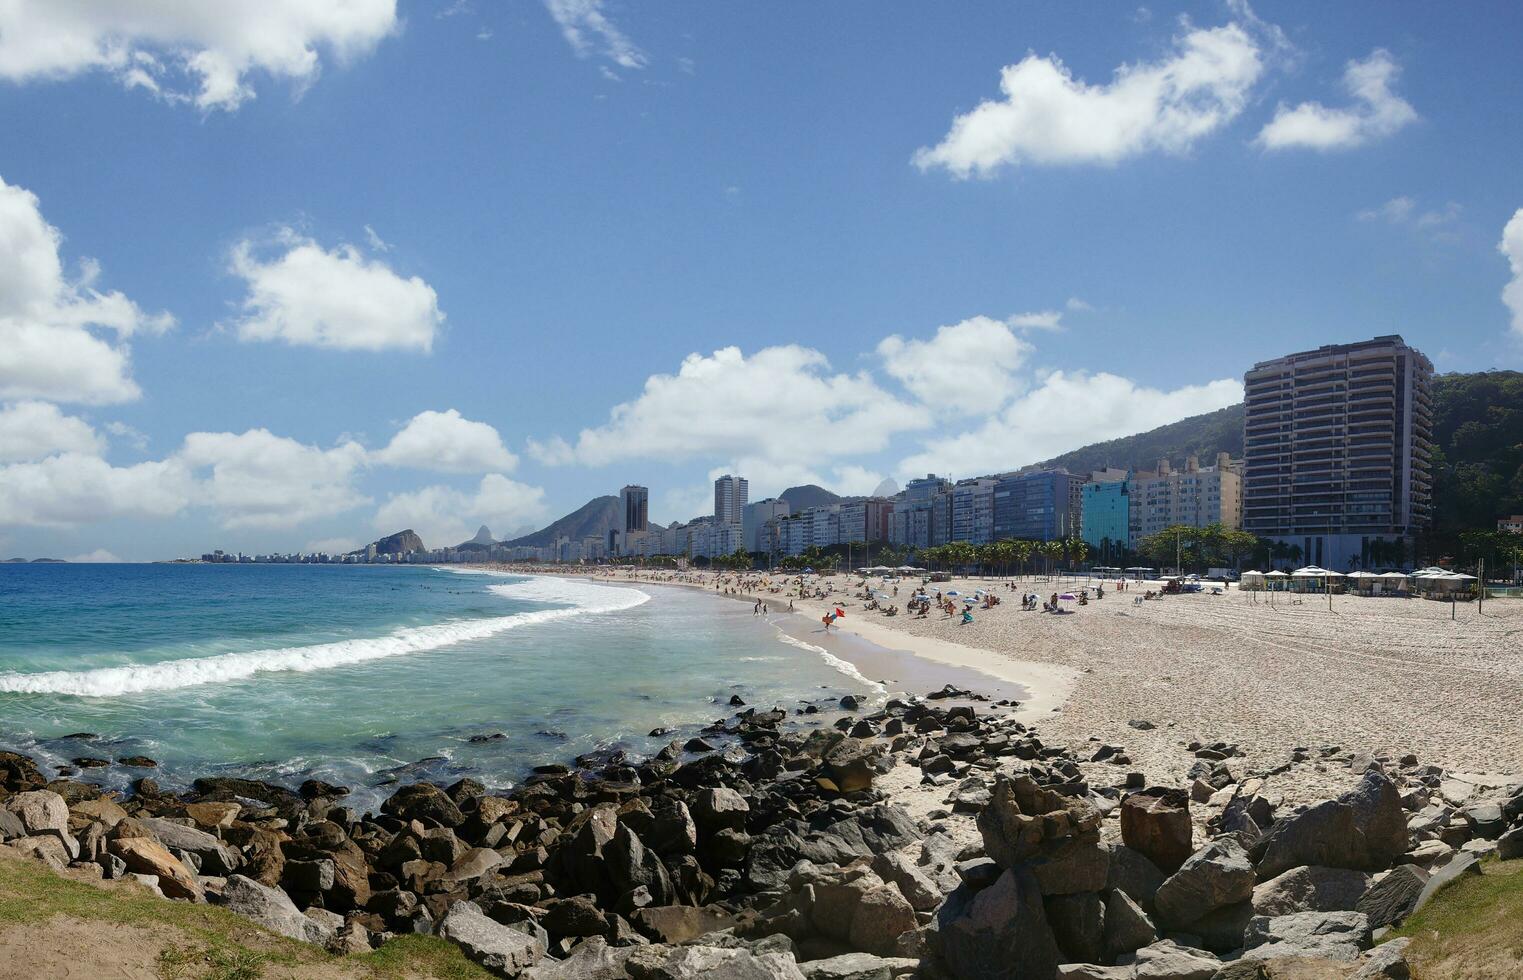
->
[951, 478, 998, 545]
[620, 485, 649, 537]
[1242, 335, 1433, 569]
[1080, 468, 1133, 551]
[1131, 454, 1242, 543]
[891, 475, 953, 549]
[714, 474, 748, 525]
[743, 498, 791, 551]
[992, 469, 1078, 541]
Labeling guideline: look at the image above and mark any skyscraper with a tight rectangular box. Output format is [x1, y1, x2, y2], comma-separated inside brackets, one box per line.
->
[1242, 335, 1433, 569]
[620, 485, 649, 537]
[714, 474, 748, 525]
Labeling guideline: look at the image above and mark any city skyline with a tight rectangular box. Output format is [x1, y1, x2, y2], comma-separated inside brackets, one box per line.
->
[2, 2, 1522, 561]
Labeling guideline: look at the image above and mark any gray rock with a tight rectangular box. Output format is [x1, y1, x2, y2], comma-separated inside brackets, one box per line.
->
[1244, 909, 1369, 947]
[1497, 824, 1523, 861]
[3, 791, 76, 859]
[870, 852, 941, 912]
[1252, 771, 1408, 881]
[939, 868, 1060, 980]
[1121, 788, 1193, 874]
[801, 952, 915, 980]
[1125, 939, 1220, 979]
[521, 937, 632, 979]
[1047, 891, 1106, 964]
[1058, 965, 1134, 980]
[284, 858, 336, 893]
[1104, 888, 1157, 959]
[1351, 936, 1412, 979]
[141, 817, 241, 876]
[1154, 840, 1254, 929]
[624, 943, 808, 979]
[1182, 901, 1252, 955]
[1251, 865, 1373, 917]
[445, 846, 505, 884]
[0, 808, 25, 841]
[438, 900, 546, 975]
[692, 788, 751, 834]
[1410, 852, 1479, 917]
[1356, 865, 1429, 929]
[1108, 844, 1167, 914]
[220, 874, 332, 944]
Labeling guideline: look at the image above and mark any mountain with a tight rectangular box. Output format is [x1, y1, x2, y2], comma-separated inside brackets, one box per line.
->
[505, 495, 622, 549]
[455, 525, 495, 550]
[1428, 371, 1523, 535]
[780, 485, 841, 514]
[358, 529, 424, 555]
[1034, 405, 1246, 476]
[871, 478, 900, 498]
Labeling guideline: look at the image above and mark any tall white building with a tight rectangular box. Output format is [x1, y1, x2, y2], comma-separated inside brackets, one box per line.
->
[1131, 454, 1242, 545]
[714, 475, 748, 525]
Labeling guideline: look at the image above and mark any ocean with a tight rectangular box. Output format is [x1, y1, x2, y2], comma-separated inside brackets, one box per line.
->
[0, 564, 888, 810]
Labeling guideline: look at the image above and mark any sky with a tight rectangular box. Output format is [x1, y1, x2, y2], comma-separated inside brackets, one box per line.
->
[1, 1, 1521, 562]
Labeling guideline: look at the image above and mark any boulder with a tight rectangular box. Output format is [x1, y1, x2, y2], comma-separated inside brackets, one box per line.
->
[870, 852, 942, 912]
[221, 874, 329, 943]
[1351, 936, 1412, 979]
[444, 847, 505, 884]
[1107, 844, 1167, 914]
[693, 787, 751, 835]
[1251, 866, 1373, 917]
[1103, 889, 1157, 959]
[977, 775, 1109, 895]
[439, 900, 547, 975]
[70, 798, 128, 829]
[1241, 910, 1370, 961]
[1355, 865, 1429, 929]
[824, 738, 877, 793]
[633, 905, 737, 944]
[8, 835, 70, 870]
[1153, 840, 1254, 930]
[801, 953, 916, 980]
[1252, 771, 1408, 881]
[1121, 788, 1193, 874]
[1125, 939, 1219, 979]
[183, 801, 240, 829]
[622, 944, 808, 979]
[140, 817, 241, 875]
[4, 791, 75, 857]
[381, 782, 466, 828]
[1498, 824, 1523, 861]
[520, 937, 633, 979]
[847, 881, 918, 957]
[1046, 891, 1106, 964]
[938, 868, 1060, 980]
[108, 836, 203, 901]
[1410, 852, 1479, 917]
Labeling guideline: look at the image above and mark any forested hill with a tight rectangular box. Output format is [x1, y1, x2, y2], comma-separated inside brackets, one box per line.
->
[1035, 404, 1246, 475]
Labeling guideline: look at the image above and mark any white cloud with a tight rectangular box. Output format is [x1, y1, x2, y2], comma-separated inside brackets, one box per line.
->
[1257, 49, 1416, 151]
[363, 224, 391, 252]
[1357, 196, 1416, 224]
[226, 229, 444, 352]
[0, 453, 193, 527]
[1357, 196, 1460, 240]
[832, 465, 888, 497]
[877, 316, 1034, 415]
[374, 474, 547, 548]
[68, 548, 123, 563]
[1065, 297, 1095, 313]
[543, 0, 646, 70]
[374, 409, 517, 473]
[105, 420, 150, 451]
[1006, 310, 1066, 331]
[178, 429, 369, 529]
[305, 536, 360, 555]
[0, 1, 399, 111]
[1501, 208, 1523, 339]
[0, 401, 103, 462]
[897, 371, 1244, 479]
[530, 345, 926, 470]
[0, 174, 172, 405]
[914, 21, 1263, 176]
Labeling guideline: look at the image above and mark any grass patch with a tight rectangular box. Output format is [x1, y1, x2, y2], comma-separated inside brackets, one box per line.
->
[1387, 857, 1523, 979]
[0, 855, 488, 979]
[354, 935, 492, 980]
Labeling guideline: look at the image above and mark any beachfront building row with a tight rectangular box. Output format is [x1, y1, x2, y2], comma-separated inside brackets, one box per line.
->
[1241, 335, 1433, 570]
[759, 497, 894, 556]
[1080, 454, 1244, 553]
[884, 469, 1085, 550]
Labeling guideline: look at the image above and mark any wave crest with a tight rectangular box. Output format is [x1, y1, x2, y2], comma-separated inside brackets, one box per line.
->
[0, 575, 649, 698]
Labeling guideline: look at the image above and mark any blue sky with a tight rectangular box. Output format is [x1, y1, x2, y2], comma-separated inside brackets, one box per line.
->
[1, 1, 1520, 561]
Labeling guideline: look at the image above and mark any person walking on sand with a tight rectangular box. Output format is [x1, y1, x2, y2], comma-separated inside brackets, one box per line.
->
[789, 599, 794, 612]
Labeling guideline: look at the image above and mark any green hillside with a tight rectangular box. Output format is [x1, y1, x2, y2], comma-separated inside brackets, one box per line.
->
[504, 495, 621, 549]
[1035, 404, 1246, 475]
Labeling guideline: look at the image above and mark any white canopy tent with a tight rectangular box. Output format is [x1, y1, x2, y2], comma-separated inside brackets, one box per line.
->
[1239, 570, 1267, 591]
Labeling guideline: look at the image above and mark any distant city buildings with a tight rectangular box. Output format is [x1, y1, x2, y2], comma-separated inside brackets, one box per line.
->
[1242, 335, 1433, 569]
[993, 469, 1079, 542]
[713, 475, 748, 525]
[743, 498, 790, 551]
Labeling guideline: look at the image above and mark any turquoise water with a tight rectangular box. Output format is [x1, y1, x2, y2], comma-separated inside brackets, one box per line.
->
[0, 565, 877, 809]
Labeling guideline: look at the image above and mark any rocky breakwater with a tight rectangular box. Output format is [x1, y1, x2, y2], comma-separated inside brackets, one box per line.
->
[7, 690, 1523, 979]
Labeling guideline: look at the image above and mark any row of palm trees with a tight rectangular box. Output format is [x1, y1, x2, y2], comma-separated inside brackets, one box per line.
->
[916, 537, 1091, 578]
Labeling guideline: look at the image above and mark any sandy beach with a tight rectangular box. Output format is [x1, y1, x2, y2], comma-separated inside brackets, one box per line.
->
[510, 565, 1523, 803]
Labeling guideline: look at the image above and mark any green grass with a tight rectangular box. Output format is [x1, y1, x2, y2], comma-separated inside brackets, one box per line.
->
[1386, 857, 1523, 979]
[0, 855, 490, 979]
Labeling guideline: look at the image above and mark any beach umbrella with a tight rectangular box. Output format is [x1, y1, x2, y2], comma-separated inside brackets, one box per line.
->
[802, 567, 814, 574]
[1059, 592, 1077, 600]
[944, 589, 960, 597]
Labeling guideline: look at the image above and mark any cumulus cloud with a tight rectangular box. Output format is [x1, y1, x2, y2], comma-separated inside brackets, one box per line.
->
[528, 345, 926, 471]
[0, 453, 193, 527]
[374, 409, 517, 473]
[68, 548, 124, 563]
[226, 230, 444, 352]
[878, 316, 1034, 415]
[1502, 208, 1523, 339]
[914, 21, 1263, 176]
[374, 474, 548, 548]
[543, 0, 646, 69]
[897, 371, 1244, 479]
[0, 401, 103, 462]
[178, 429, 370, 528]
[0, 1, 399, 111]
[1257, 49, 1416, 151]
[0, 174, 172, 405]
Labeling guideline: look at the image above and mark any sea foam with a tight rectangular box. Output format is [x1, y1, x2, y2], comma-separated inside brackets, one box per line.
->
[773, 627, 886, 694]
[0, 575, 648, 698]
